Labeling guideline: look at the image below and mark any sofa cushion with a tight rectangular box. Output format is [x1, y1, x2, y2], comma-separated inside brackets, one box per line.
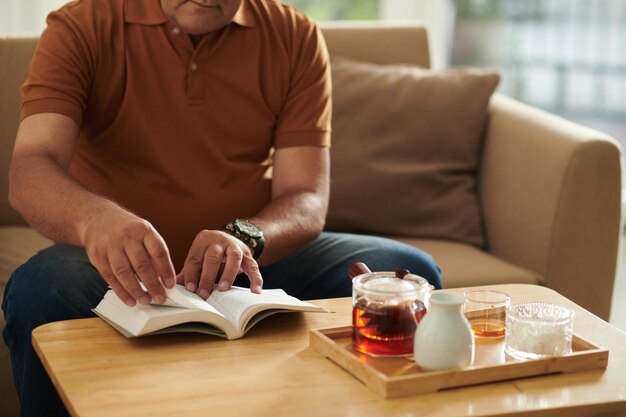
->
[0, 35, 38, 227]
[0, 226, 53, 288]
[395, 237, 541, 287]
[326, 58, 500, 248]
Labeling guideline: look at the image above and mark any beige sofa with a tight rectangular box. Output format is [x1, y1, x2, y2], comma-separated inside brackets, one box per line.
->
[0, 24, 622, 417]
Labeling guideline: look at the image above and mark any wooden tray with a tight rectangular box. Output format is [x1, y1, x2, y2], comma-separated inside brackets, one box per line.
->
[309, 326, 608, 399]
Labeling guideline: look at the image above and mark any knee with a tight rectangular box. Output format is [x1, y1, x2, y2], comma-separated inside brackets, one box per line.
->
[2, 245, 106, 338]
[396, 250, 442, 289]
[370, 242, 441, 288]
[336, 234, 443, 289]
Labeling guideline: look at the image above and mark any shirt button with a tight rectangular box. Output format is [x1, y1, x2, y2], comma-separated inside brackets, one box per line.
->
[172, 27, 181, 35]
[190, 63, 198, 71]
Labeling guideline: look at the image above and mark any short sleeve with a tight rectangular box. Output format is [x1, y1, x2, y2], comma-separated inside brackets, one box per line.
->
[274, 20, 332, 149]
[20, 7, 95, 126]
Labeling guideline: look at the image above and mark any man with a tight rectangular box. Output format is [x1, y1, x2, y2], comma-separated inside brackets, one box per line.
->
[2, 0, 442, 416]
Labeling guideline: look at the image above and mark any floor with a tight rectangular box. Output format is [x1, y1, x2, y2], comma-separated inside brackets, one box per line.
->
[610, 234, 626, 332]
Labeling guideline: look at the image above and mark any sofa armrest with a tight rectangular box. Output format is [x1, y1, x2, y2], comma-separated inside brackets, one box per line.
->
[479, 94, 622, 320]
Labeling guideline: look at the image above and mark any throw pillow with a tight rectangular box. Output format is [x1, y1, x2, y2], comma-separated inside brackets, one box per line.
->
[326, 57, 500, 248]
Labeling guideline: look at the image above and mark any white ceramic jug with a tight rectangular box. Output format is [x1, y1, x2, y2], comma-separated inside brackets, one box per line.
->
[413, 292, 474, 370]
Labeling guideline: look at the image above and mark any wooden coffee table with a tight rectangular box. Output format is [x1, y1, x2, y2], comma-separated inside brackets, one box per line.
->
[33, 284, 626, 417]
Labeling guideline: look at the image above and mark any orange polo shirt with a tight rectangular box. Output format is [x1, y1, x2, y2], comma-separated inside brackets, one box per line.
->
[20, 0, 332, 269]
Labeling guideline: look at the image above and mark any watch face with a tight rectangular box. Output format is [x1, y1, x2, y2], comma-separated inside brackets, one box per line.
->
[235, 219, 263, 238]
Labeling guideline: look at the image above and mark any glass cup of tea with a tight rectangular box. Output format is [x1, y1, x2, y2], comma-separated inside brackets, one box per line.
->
[463, 290, 511, 338]
[352, 272, 432, 357]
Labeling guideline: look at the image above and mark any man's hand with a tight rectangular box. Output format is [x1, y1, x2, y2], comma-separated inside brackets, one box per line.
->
[80, 205, 177, 307]
[9, 113, 173, 308]
[177, 230, 263, 299]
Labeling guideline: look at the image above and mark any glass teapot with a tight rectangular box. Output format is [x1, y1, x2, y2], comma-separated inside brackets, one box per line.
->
[349, 263, 434, 357]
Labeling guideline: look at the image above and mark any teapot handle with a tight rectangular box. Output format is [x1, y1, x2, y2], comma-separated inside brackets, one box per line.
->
[348, 262, 413, 280]
[348, 262, 372, 280]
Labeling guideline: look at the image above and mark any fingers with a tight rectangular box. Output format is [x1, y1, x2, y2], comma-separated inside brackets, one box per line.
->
[97, 241, 171, 305]
[196, 244, 224, 299]
[90, 253, 136, 307]
[181, 230, 263, 299]
[217, 244, 245, 291]
[107, 247, 152, 305]
[143, 233, 176, 288]
[102, 232, 173, 305]
[125, 240, 166, 304]
[182, 242, 207, 293]
[242, 256, 263, 294]
[82, 208, 175, 306]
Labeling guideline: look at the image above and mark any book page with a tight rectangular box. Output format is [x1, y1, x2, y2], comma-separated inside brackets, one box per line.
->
[207, 287, 285, 324]
[206, 287, 326, 333]
[163, 285, 222, 313]
[94, 289, 238, 338]
[95, 287, 324, 339]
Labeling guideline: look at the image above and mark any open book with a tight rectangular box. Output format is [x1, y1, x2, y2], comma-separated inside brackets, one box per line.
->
[93, 285, 327, 340]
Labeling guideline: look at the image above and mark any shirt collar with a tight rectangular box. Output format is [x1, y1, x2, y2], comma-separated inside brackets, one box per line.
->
[232, 0, 255, 27]
[124, 0, 255, 27]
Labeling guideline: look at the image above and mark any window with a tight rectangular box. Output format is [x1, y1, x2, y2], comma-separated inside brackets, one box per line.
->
[452, 0, 626, 147]
[1, 1, 426, 32]
[283, 0, 380, 21]
[1, 0, 68, 33]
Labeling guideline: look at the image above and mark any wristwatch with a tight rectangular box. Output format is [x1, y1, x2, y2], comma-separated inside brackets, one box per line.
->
[224, 219, 265, 260]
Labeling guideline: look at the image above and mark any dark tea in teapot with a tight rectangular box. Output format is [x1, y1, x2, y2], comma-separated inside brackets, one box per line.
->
[351, 272, 431, 356]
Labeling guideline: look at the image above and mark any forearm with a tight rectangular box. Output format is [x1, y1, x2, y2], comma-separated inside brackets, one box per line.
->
[250, 190, 327, 265]
[9, 153, 122, 247]
[243, 146, 330, 266]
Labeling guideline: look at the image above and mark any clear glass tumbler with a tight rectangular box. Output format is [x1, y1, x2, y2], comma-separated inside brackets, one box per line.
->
[504, 302, 574, 360]
[463, 290, 510, 338]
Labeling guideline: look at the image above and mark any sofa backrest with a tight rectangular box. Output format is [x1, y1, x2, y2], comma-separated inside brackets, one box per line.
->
[320, 22, 430, 67]
[0, 24, 430, 226]
[0, 34, 38, 226]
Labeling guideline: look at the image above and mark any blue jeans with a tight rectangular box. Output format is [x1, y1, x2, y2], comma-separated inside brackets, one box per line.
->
[2, 232, 441, 417]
